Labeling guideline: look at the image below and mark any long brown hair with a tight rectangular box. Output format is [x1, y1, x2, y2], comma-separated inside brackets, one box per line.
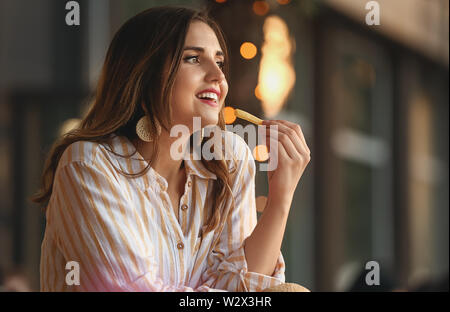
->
[31, 6, 236, 234]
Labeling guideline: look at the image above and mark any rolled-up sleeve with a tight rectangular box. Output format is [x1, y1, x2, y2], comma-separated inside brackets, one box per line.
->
[201, 135, 286, 291]
[49, 160, 222, 292]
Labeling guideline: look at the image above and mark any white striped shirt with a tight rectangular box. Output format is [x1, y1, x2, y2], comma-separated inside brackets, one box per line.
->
[40, 131, 285, 291]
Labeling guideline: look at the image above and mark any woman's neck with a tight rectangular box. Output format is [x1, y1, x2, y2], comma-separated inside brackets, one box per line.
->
[133, 130, 190, 185]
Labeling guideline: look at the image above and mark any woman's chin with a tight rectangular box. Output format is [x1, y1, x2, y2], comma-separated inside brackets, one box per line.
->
[201, 115, 219, 127]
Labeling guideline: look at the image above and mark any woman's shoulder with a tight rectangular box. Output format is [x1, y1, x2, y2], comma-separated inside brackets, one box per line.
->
[58, 139, 107, 170]
[56, 135, 136, 178]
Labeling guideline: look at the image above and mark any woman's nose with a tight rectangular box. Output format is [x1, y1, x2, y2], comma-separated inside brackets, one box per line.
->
[205, 61, 225, 83]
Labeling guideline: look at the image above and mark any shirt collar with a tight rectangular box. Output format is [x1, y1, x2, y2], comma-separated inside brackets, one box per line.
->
[107, 135, 217, 190]
[184, 156, 217, 180]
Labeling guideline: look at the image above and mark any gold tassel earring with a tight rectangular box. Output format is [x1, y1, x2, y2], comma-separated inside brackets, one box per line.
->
[136, 116, 161, 142]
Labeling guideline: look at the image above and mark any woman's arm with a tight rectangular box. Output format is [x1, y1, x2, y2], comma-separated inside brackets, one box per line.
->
[244, 194, 292, 276]
[244, 119, 310, 276]
[199, 132, 286, 292]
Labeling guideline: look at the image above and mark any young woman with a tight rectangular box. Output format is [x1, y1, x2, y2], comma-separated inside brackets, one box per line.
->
[33, 6, 310, 292]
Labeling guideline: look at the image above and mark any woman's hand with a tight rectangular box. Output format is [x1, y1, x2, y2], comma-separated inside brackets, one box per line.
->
[259, 119, 311, 210]
[244, 119, 310, 275]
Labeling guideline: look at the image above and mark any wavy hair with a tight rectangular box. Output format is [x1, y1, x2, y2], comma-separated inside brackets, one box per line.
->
[31, 6, 237, 234]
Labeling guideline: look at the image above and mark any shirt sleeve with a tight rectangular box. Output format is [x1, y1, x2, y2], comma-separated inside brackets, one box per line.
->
[49, 160, 223, 292]
[200, 136, 286, 292]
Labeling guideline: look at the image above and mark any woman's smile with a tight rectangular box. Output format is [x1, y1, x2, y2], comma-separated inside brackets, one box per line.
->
[195, 89, 220, 107]
[196, 97, 219, 107]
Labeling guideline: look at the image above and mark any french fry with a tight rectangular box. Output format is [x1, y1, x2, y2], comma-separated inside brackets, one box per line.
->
[234, 109, 263, 125]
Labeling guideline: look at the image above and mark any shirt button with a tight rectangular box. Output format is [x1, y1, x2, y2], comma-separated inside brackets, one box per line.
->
[181, 204, 188, 211]
[177, 242, 184, 250]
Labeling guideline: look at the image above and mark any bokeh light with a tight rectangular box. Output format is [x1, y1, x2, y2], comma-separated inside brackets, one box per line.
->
[258, 15, 296, 117]
[254, 85, 262, 100]
[253, 1, 270, 16]
[240, 42, 258, 59]
[59, 118, 81, 136]
[255, 196, 268, 212]
[223, 106, 236, 124]
[253, 144, 269, 162]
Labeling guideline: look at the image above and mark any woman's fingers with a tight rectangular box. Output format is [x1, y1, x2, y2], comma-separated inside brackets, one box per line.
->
[266, 130, 298, 159]
[271, 119, 310, 155]
[260, 120, 306, 159]
[265, 136, 289, 160]
[260, 126, 298, 161]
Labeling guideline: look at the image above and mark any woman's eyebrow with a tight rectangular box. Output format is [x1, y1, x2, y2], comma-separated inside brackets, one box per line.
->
[183, 46, 224, 57]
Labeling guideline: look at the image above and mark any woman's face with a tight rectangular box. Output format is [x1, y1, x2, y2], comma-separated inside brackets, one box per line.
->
[170, 21, 228, 132]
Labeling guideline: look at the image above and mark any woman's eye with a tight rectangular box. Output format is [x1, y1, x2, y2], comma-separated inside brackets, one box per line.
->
[184, 55, 199, 64]
[184, 56, 225, 70]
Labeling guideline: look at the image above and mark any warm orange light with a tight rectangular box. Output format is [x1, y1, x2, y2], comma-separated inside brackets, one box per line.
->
[253, 145, 269, 162]
[240, 42, 258, 59]
[223, 106, 236, 124]
[257, 15, 296, 117]
[256, 196, 268, 212]
[59, 118, 81, 136]
[254, 85, 262, 100]
[277, 0, 291, 4]
[215, 0, 227, 3]
[253, 1, 270, 16]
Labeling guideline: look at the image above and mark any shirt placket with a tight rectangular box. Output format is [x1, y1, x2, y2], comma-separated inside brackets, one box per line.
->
[157, 174, 193, 285]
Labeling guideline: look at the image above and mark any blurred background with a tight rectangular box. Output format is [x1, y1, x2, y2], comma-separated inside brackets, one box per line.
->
[0, 0, 448, 292]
